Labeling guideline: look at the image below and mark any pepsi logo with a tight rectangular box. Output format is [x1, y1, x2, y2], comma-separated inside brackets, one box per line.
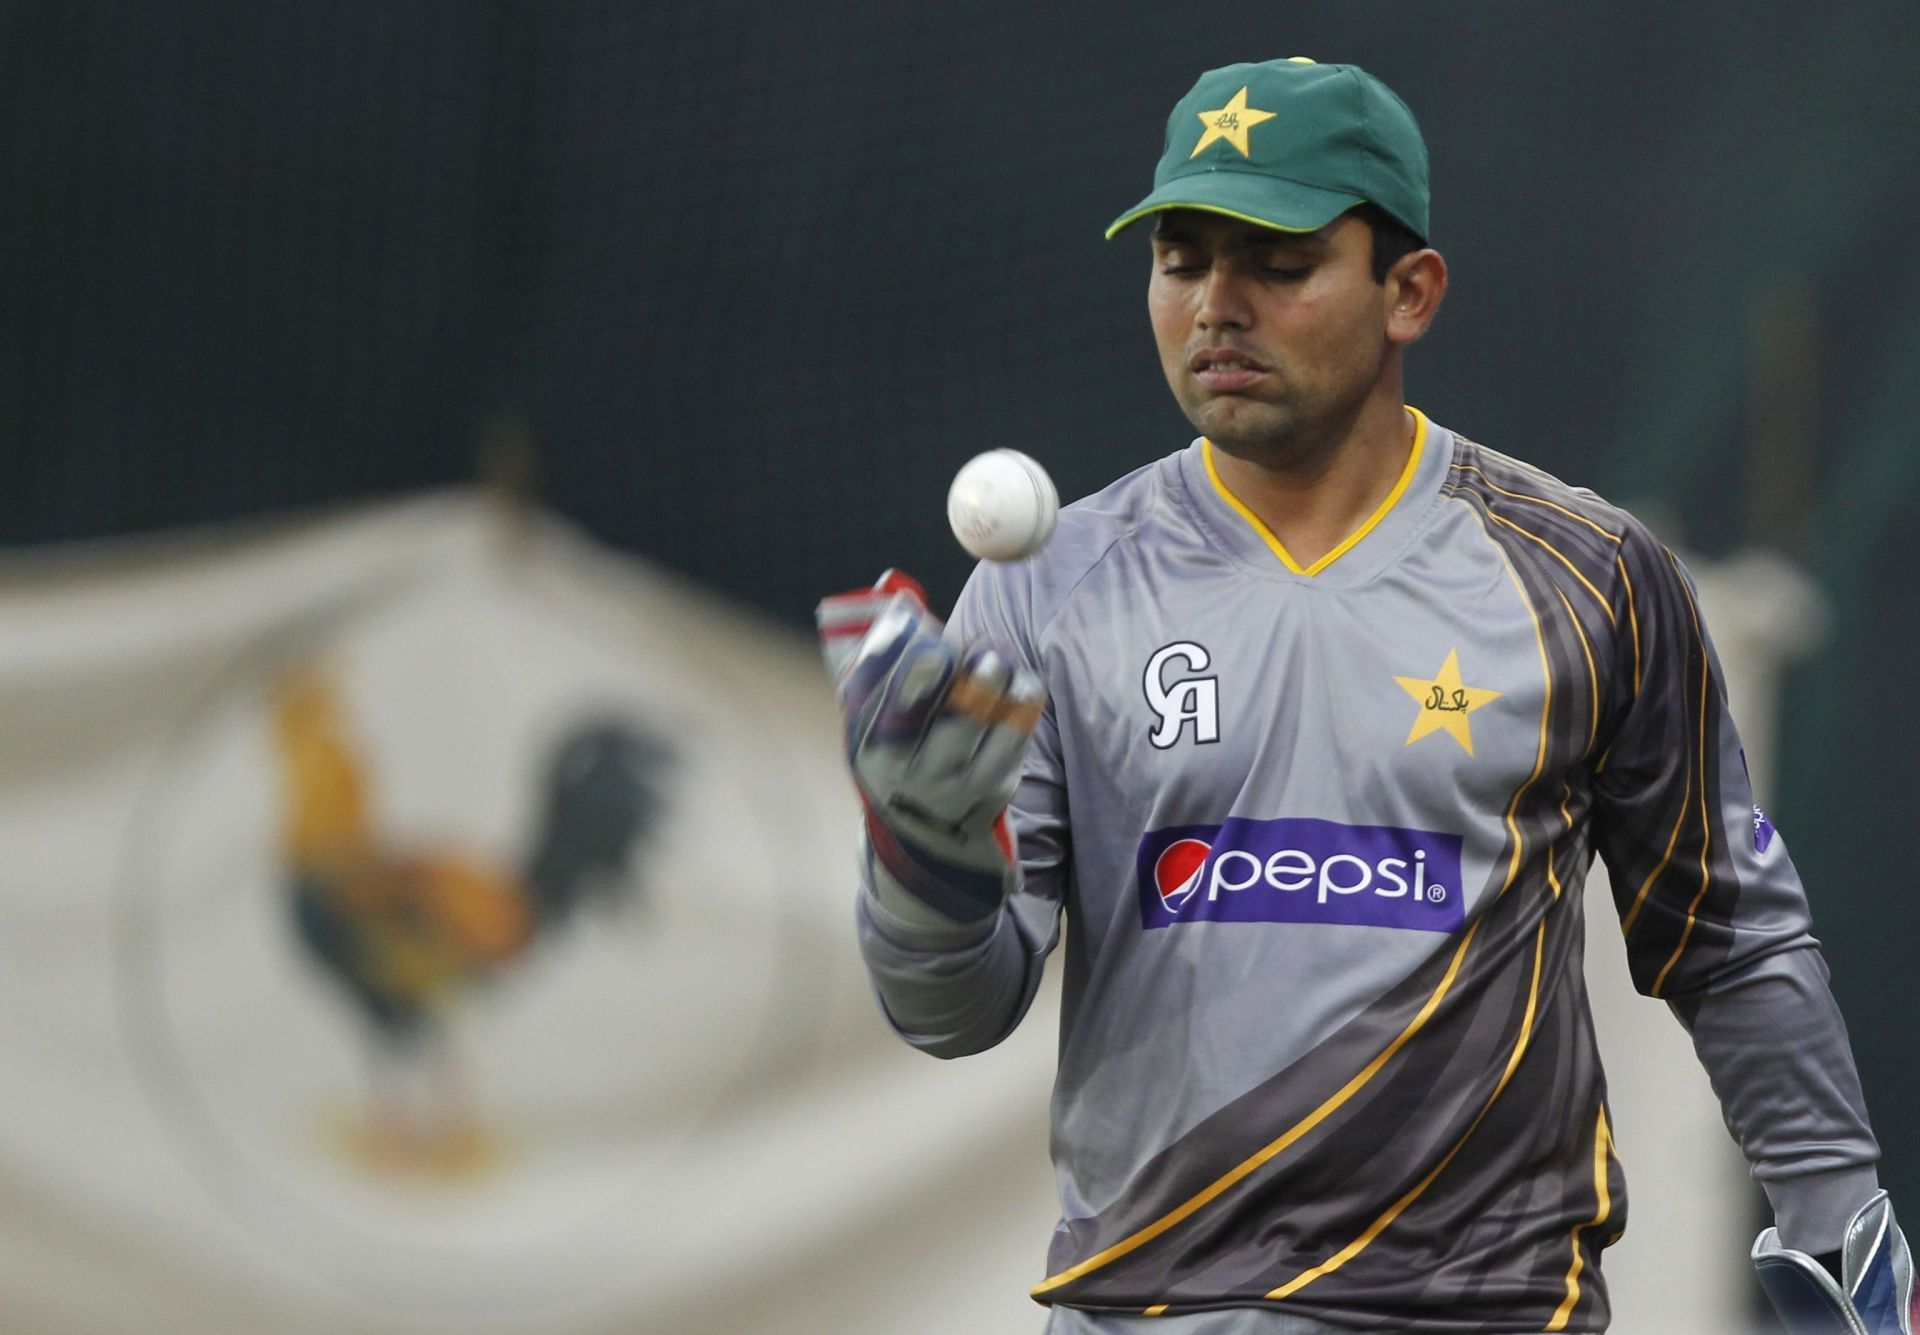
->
[1153, 838, 1211, 913]
[1135, 817, 1466, 934]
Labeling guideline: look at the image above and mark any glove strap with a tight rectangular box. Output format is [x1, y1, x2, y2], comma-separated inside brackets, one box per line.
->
[863, 803, 1009, 924]
[817, 569, 928, 679]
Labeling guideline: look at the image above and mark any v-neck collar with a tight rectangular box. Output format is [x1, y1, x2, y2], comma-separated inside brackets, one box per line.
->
[1175, 406, 1450, 589]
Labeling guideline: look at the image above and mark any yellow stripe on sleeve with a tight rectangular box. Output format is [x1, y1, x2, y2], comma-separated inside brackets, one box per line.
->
[1650, 554, 1716, 999]
[1617, 554, 1642, 695]
[1482, 511, 1618, 627]
[1452, 461, 1623, 546]
[1551, 584, 1601, 757]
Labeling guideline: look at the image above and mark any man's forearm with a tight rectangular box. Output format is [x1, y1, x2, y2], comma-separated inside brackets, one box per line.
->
[1668, 943, 1881, 1251]
[855, 855, 1052, 1060]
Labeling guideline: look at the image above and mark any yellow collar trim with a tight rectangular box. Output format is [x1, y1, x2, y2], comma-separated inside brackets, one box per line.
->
[1202, 406, 1429, 576]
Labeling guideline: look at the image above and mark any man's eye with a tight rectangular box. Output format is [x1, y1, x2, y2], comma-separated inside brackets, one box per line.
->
[1157, 257, 1205, 276]
[1265, 265, 1311, 281]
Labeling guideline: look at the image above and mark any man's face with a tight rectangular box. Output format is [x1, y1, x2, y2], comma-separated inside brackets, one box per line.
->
[1148, 210, 1395, 461]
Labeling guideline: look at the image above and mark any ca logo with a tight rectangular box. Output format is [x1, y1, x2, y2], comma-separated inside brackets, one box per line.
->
[1144, 642, 1219, 749]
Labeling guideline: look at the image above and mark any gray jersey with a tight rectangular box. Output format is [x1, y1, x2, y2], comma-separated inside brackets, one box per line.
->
[856, 411, 1878, 1332]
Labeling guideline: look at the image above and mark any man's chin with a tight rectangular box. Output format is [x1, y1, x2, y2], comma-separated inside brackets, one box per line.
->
[1188, 398, 1294, 451]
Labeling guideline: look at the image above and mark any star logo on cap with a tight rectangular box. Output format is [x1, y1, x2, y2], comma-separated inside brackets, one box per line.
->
[1190, 86, 1277, 159]
[1394, 649, 1502, 756]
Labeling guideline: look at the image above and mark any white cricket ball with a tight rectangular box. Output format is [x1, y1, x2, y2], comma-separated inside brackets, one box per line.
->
[946, 449, 1059, 562]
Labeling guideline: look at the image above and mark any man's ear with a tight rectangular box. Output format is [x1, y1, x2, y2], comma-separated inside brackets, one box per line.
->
[1386, 249, 1448, 345]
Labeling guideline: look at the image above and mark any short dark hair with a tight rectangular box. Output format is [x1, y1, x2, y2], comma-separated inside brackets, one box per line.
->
[1353, 203, 1424, 283]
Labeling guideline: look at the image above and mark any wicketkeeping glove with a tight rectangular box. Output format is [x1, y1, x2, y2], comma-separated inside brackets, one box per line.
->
[1754, 1191, 1917, 1333]
[817, 570, 1044, 925]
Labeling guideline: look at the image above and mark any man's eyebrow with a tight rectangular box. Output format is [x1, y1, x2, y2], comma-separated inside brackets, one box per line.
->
[1150, 222, 1333, 251]
[1239, 227, 1331, 252]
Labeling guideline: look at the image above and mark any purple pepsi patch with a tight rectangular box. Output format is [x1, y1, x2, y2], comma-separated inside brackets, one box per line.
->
[1137, 817, 1466, 933]
[1738, 749, 1779, 854]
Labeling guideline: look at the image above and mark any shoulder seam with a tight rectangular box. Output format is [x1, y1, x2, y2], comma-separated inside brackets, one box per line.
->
[1033, 519, 1145, 651]
[1446, 439, 1623, 628]
[1447, 436, 1631, 542]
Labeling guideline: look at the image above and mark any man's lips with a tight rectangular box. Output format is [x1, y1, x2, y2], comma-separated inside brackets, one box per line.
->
[1189, 349, 1269, 392]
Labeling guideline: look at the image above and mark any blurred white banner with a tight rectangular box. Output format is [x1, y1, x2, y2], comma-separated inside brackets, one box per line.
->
[0, 495, 1058, 1334]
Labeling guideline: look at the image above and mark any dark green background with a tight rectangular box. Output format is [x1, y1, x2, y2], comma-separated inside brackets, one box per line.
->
[3, 0, 1913, 1301]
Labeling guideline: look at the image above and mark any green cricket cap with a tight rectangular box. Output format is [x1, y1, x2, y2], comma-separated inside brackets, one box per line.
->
[1106, 56, 1430, 243]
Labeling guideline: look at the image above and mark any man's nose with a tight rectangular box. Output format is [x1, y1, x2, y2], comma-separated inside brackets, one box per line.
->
[1196, 267, 1253, 330]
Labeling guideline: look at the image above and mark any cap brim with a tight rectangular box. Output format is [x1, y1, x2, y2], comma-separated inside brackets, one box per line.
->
[1104, 171, 1366, 240]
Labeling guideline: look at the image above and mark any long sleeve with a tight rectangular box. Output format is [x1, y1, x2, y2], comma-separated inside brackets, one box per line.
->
[1671, 950, 1880, 1250]
[854, 558, 1069, 1059]
[1590, 522, 1879, 1249]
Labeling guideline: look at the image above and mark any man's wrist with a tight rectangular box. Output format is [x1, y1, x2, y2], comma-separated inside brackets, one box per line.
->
[860, 856, 1003, 948]
[861, 804, 1010, 922]
[1765, 1164, 1885, 1254]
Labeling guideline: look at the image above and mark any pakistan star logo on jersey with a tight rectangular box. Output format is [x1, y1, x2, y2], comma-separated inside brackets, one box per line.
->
[1394, 649, 1501, 756]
